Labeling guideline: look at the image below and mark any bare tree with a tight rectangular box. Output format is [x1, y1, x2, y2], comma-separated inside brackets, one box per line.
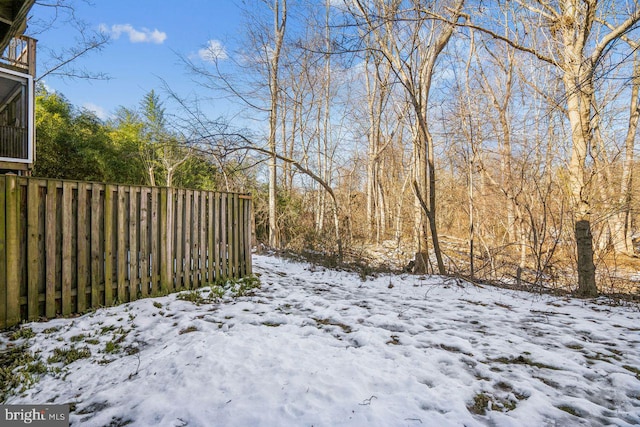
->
[592, 52, 640, 256]
[347, 0, 465, 274]
[465, 0, 640, 296]
[29, 0, 110, 81]
[267, 0, 287, 248]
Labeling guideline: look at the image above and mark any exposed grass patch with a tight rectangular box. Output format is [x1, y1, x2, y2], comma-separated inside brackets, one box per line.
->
[218, 275, 262, 298]
[585, 352, 622, 363]
[468, 392, 492, 415]
[386, 335, 400, 345]
[77, 401, 110, 415]
[622, 365, 640, 379]
[468, 388, 527, 416]
[179, 326, 198, 335]
[474, 371, 491, 381]
[313, 318, 353, 333]
[495, 381, 512, 391]
[176, 276, 262, 305]
[47, 346, 91, 365]
[9, 327, 35, 341]
[176, 290, 208, 305]
[494, 381, 528, 401]
[210, 286, 226, 300]
[104, 341, 120, 354]
[439, 344, 473, 356]
[534, 375, 560, 388]
[0, 345, 46, 402]
[494, 302, 513, 310]
[262, 321, 283, 327]
[113, 329, 128, 344]
[99, 325, 117, 335]
[153, 301, 163, 309]
[460, 299, 488, 307]
[70, 334, 87, 343]
[608, 348, 623, 356]
[491, 355, 559, 370]
[557, 405, 582, 417]
[565, 343, 583, 350]
[124, 346, 140, 356]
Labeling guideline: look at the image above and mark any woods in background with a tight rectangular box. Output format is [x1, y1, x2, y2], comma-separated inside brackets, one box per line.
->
[34, 1, 640, 293]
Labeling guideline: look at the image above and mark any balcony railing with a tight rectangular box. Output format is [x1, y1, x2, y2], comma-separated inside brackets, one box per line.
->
[0, 35, 35, 75]
[0, 125, 28, 159]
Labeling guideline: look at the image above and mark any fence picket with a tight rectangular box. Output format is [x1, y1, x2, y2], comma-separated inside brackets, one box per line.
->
[27, 180, 39, 320]
[199, 192, 206, 286]
[150, 188, 159, 294]
[227, 194, 233, 278]
[214, 193, 221, 282]
[130, 187, 139, 300]
[116, 186, 126, 302]
[0, 176, 6, 328]
[90, 184, 101, 308]
[220, 194, 228, 280]
[104, 185, 115, 305]
[138, 187, 148, 298]
[61, 182, 73, 315]
[233, 193, 240, 278]
[5, 175, 19, 326]
[175, 189, 184, 289]
[245, 197, 252, 275]
[184, 190, 192, 290]
[207, 192, 214, 284]
[190, 190, 198, 287]
[45, 180, 56, 318]
[77, 182, 88, 312]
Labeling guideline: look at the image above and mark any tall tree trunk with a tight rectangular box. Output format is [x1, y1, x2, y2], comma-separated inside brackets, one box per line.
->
[268, 0, 287, 248]
[350, 0, 464, 275]
[148, 166, 156, 187]
[564, 76, 597, 296]
[612, 56, 640, 254]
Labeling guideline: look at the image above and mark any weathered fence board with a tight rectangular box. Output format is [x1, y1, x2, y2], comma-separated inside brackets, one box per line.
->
[26, 180, 38, 320]
[0, 175, 253, 329]
[90, 185, 101, 308]
[0, 177, 6, 326]
[5, 176, 19, 326]
[77, 182, 88, 313]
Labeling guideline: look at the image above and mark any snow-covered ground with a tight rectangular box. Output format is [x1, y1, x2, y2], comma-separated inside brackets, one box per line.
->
[3, 254, 640, 426]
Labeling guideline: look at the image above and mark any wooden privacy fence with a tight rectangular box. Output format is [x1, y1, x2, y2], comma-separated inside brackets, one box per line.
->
[0, 175, 253, 328]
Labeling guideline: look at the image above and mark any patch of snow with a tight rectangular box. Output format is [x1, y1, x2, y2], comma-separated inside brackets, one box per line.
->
[2, 254, 639, 426]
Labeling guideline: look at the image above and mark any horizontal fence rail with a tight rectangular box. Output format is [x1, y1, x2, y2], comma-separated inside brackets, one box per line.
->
[0, 175, 253, 328]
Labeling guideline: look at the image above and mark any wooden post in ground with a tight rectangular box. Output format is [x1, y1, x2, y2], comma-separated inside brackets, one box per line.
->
[77, 182, 89, 312]
[45, 180, 56, 318]
[5, 175, 20, 326]
[0, 176, 6, 328]
[26, 179, 39, 320]
[61, 182, 73, 315]
[104, 185, 115, 305]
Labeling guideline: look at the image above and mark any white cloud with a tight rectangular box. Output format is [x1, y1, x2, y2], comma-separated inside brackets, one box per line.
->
[83, 102, 110, 121]
[101, 23, 167, 44]
[198, 39, 228, 62]
[38, 79, 55, 94]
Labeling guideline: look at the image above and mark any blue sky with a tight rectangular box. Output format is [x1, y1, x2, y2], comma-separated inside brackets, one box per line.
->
[27, 0, 246, 120]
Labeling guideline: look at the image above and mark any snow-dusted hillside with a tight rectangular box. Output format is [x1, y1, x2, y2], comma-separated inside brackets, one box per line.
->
[3, 255, 640, 426]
